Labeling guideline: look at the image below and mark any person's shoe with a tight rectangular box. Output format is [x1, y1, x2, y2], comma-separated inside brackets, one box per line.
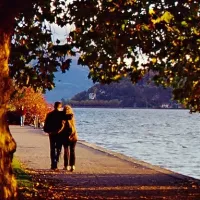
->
[71, 165, 75, 172]
[51, 167, 58, 171]
[51, 165, 58, 170]
[63, 166, 71, 171]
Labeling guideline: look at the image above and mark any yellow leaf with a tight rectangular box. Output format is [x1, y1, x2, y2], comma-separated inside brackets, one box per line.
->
[112, 74, 121, 80]
[141, 24, 149, 31]
[111, 66, 115, 72]
[151, 57, 157, 63]
[161, 11, 174, 23]
[149, 9, 155, 15]
[193, 81, 199, 87]
[109, 7, 115, 12]
[152, 11, 174, 24]
[195, 56, 199, 62]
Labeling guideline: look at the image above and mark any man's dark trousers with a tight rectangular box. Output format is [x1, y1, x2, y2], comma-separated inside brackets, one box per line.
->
[49, 134, 61, 169]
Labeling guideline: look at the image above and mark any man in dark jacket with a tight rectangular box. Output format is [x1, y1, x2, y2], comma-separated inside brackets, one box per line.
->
[43, 102, 64, 170]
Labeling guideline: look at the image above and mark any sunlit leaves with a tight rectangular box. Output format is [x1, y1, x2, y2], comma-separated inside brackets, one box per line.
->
[10, 87, 51, 122]
[4, 0, 200, 111]
[151, 11, 174, 24]
[66, 0, 200, 111]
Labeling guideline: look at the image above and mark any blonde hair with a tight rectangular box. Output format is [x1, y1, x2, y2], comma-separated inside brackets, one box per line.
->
[63, 105, 77, 135]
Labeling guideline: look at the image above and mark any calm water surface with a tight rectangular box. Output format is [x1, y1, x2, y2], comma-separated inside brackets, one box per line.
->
[74, 108, 200, 179]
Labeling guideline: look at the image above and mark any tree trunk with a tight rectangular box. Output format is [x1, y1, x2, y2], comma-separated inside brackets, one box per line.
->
[0, 31, 17, 199]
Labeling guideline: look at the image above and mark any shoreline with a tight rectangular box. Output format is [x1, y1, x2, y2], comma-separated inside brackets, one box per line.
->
[71, 106, 187, 110]
[78, 140, 199, 183]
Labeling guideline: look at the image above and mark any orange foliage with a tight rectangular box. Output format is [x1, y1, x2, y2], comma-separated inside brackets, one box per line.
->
[10, 87, 52, 123]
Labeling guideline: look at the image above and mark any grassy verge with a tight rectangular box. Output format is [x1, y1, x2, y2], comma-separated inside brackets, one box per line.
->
[12, 157, 34, 199]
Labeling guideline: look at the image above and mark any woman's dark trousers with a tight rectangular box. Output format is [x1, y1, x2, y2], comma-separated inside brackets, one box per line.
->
[64, 141, 77, 167]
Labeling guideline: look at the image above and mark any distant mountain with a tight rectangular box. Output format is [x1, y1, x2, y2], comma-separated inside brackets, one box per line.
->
[44, 62, 93, 103]
[65, 78, 181, 109]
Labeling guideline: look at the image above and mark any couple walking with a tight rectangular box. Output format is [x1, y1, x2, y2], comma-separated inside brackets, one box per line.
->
[44, 102, 78, 171]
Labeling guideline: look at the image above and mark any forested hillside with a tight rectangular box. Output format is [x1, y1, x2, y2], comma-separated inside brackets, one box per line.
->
[63, 78, 181, 108]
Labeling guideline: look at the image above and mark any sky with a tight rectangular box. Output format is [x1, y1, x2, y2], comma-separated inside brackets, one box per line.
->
[50, 23, 72, 44]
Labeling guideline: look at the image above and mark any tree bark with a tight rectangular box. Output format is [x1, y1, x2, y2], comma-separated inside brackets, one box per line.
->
[0, 31, 17, 199]
[0, 2, 38, 199]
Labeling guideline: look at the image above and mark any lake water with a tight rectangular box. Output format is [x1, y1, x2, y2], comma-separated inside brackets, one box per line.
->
[74, 108, 200, 179]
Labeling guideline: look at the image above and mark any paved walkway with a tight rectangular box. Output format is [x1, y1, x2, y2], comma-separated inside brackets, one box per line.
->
[11, 125, 200, 200]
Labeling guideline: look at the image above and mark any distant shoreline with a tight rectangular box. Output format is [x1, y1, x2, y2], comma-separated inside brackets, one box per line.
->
[70, 106, 188, 110]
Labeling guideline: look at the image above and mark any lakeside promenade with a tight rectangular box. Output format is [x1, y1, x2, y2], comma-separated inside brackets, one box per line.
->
[10, 125, 200, 200]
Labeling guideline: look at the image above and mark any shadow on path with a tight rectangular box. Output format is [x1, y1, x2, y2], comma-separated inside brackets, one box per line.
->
[21, 169, 200, 200]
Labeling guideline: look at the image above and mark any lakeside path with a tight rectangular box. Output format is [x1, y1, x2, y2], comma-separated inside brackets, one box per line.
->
[10, 125, 200, 200]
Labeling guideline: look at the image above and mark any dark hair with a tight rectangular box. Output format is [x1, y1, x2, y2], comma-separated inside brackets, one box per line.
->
[54, 101, 62, 109]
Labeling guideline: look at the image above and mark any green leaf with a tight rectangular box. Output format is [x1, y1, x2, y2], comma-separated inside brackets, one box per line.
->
[121, 24, 125, 31]
[181, 21, 188, 27]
